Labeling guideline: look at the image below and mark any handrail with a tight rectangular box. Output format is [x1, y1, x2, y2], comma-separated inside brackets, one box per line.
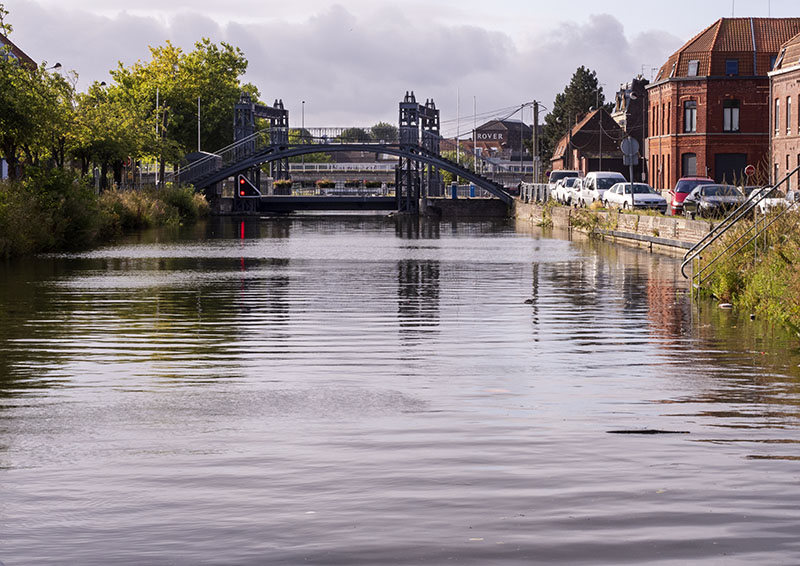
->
[680, 163, 800, 282]
[177, 126, 521, 193]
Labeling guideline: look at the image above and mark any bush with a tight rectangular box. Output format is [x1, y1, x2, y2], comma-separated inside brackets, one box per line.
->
[316, 179, 335, 188]
[99, 185, 209, 232]
[364, 180, 382, 189]
[0, 168, 102, 257]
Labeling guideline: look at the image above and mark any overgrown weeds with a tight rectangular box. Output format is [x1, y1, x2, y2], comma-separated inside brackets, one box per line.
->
[0, 174, 208, 258]
[700, 211, 800, 333]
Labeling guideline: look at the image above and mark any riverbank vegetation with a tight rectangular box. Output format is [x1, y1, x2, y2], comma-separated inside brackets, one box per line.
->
[701, 213, 800, 335]
[0, 173, 209, 257]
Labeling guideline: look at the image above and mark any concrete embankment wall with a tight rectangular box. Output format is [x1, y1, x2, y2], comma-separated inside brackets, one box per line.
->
[514, 200, 715, 254]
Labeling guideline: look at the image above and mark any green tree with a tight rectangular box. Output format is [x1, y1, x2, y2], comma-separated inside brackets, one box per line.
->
[71, 82, 155, 187]
[542, 66, 607, 164]
[439, 149, 474, 185]
[109, 39, 257, 184]
[0, 3, 76, 177]
[338, 127, 371, 143]
[371, 122, 398, 143]
[287, 128, 332, 163]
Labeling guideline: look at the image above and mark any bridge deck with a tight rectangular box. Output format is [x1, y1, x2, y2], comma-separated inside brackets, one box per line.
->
[257, 195, 397, 212]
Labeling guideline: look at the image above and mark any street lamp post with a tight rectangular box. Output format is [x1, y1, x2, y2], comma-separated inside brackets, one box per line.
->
[301, 100, 305, 170]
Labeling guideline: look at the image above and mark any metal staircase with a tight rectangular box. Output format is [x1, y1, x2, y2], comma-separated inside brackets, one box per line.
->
[680, 164, 800, 290]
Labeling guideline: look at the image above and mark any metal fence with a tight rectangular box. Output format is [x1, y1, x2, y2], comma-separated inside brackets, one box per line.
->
[519, 183, 550, 203]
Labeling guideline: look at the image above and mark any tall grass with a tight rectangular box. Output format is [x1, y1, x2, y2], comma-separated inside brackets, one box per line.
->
[0, 174, 209, 258]
[701, 211, 800, 334]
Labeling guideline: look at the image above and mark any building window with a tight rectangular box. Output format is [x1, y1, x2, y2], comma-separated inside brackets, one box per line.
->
[687, 60, 700, 76]
[775, 99, 781, 135]
[684, 100, 697, 132]
[788, 155, 792, 190]
[775, 163, 779, 184]
[682, 153, 697, 177]
[723, 100, 740, 132]
[788, 97, 792, 134]
[775, 47, 786, 70]
[667, 102, 671, 134]
[725, 59, 739, 76]
[662, 103, 666, 134]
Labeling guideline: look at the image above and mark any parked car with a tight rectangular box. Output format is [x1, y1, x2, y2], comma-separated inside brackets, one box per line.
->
[666, 176, 714, 216]
[565, 178, 584, 207]
[785, 190, 800, 205]
[579, 171, 627, 206]
[553, 176, 580, 204]
[602, 183, 668, 213]
[683, 184, 745, 219]
[747, 186, 788, 215]
[548, 170, 581, 192]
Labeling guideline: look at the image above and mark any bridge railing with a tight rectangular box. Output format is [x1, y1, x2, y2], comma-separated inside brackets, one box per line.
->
[177, 126, 522, 190]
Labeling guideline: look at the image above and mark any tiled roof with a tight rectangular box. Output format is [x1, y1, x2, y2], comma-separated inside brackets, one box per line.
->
[0, 34, 36, 69]
[551, 109, 625, 161]
[775, 32, 800, 71]
[654, 18, 800, 80]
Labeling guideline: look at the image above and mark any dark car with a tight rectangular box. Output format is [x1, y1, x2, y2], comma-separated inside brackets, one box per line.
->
[683, 184, 745, 219]
[666, 176, 714, 216]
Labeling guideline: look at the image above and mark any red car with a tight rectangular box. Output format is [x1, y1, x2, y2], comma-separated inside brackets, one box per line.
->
[666, 176, 714, 216]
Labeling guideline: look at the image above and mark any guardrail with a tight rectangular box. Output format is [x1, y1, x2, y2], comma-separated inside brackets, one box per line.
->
[519, 183, 550, 203]
[680, 163, 800, 288]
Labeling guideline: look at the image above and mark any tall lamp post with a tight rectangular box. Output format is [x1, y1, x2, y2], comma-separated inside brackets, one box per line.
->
[301, 100, 305, 170]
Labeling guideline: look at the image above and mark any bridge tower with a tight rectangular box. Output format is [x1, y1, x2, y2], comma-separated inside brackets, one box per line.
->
[421, 99, 442, 197]
[397, 91, 421, 214]
[233, 93, 290, 185]
[397, 93, 441, 213]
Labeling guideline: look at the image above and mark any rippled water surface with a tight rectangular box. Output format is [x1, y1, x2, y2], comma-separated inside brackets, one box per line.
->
[2, 216, 800, 565]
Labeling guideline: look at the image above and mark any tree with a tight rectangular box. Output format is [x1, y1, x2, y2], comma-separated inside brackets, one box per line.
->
[71, 82, 155, 187]
[0, 3, 75, 178]
[371, 122, 398, 143]
[338, 127, 371, 143]
[109, 39, 257, 184]
[287, 128, 332, 163]
[542, 66, 607, 164]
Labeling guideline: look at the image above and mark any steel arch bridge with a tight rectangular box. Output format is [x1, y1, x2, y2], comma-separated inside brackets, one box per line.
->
[179, 92, 515, 213]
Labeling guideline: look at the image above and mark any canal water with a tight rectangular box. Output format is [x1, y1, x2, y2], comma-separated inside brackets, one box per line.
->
[1, 216, 799, 565]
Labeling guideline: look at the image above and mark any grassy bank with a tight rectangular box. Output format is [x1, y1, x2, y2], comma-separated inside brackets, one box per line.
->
[0, 170, 209, 258]
[701, 212, 800, 335]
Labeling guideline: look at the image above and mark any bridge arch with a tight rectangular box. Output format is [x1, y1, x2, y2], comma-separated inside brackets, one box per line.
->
[193, 143, 513, 205]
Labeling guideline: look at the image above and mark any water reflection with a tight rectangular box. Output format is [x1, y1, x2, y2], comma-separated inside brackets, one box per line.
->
[397, 260, 440, 343]
[2, 218, 800, 564]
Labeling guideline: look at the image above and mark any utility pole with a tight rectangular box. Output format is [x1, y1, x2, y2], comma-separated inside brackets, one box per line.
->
[197, 96, 201, 152]
[532, 101, 539, 183]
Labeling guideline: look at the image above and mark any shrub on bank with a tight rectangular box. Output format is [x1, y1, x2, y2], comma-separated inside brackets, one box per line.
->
[702, 212, 800, 334]
[99, 185, 209, 233]
[0, 169, 103, 257]
[0, 175, 209, 258]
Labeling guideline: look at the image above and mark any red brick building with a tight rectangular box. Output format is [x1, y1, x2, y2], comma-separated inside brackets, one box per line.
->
[550, 108, 627, 176]
[769, 32, 800, 190]
[646, 18, 800, 191]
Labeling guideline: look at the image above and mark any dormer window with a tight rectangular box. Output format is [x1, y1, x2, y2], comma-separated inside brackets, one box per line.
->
[774, 47, 786, 70]
[687, 60, 700, 77]
[725, 59, 739, 76]
[669, 63, 677, 78]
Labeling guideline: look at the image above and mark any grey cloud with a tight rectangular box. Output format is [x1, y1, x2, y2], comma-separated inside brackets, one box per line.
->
[6, 1, 682, 136]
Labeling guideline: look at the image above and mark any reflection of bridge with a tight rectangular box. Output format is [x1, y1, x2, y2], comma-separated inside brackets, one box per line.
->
[179, 92, 515, 214]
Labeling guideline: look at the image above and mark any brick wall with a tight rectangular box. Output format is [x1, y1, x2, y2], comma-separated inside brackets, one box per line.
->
[771, 67, 800, 189]
[647, 77, 771, 190]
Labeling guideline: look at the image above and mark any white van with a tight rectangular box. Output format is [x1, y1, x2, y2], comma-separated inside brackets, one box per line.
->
[579, 171, 627, 206]
[548, 170, 581, 191]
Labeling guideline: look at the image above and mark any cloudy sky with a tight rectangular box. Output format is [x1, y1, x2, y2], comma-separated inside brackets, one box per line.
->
[3, 0, 795, 137]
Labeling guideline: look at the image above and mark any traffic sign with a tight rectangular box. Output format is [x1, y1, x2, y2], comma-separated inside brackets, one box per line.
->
[620, 136, 640, 157]
[744, 164, 756, 177]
